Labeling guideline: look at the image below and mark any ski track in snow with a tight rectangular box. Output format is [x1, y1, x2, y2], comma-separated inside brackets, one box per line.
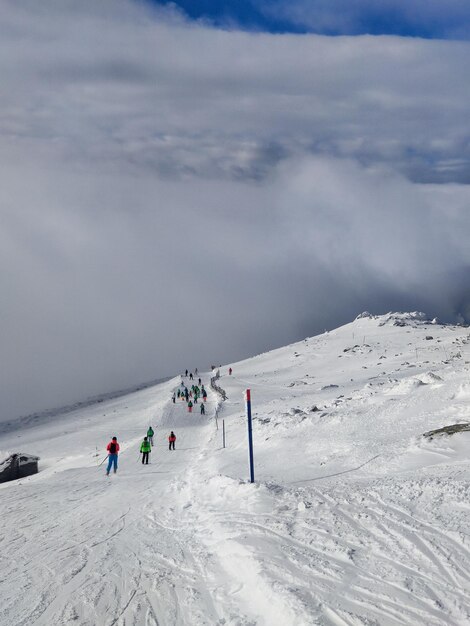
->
[1, 314, 470, 625]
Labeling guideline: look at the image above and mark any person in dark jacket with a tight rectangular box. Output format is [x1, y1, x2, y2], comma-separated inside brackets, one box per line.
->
[168, 431, 176, 450]
[200, 403, 205, 415]
[140, 437, 151, 464]
[147, 426, 154, 446]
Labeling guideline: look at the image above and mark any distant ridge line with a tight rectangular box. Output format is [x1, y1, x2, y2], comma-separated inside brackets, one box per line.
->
[0, 375, 173, 436]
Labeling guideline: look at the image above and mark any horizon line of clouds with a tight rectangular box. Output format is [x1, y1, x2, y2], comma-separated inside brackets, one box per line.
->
[146, 0, 470, 40]
[3, 147, 470, 421]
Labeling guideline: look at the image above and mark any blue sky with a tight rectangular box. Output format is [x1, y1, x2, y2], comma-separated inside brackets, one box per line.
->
[149, 0, 306, 33]
[148, 0, 470, 39]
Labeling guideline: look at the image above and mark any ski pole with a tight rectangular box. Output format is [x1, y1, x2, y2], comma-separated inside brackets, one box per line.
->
[98, 455, 108, 467]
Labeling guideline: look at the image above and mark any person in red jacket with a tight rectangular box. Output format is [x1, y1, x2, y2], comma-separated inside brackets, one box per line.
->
[106, 437, 120, 475]
[168, 431, 176, 451]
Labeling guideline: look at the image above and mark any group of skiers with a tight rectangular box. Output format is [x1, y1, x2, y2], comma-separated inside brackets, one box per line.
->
[139, 426, 177, 464]
[176, 380, 207, 414]
[105, 428, 177, 473]
[105, 370, 210, 475]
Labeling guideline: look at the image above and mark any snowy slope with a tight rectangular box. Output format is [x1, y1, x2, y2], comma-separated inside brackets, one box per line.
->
[1, 312, 470, 625]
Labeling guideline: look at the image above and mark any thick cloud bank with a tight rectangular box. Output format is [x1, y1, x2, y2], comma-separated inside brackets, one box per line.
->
[1, 0, 470, 420]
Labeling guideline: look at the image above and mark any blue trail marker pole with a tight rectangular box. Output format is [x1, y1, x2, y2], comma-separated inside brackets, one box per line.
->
[245, 389, 255, 483]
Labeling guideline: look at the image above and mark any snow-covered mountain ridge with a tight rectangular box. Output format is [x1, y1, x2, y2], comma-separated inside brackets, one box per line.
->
[1, 312, 470, 625]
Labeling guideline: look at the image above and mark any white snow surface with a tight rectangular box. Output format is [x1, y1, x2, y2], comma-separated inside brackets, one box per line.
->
[1, 312, 470, 625]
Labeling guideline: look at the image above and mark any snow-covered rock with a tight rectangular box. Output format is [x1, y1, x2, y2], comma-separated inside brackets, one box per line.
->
[0, 452, 39, 483]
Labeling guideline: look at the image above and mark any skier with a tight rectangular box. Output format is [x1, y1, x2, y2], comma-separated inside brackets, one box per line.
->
[185, 389, 189, 401]
[188, 400, 193, 413]
[106, 437, 120, 476]
[189, 372, 193, 380]
[172, 393, 176, 404]
[168, 431, 176, 450]
[198, 377, 201, 385]
[177, 389, 181, 398]
[147, 426, 154, 446]
[195, 368, 198, 375]
[185, 369, 188, 377]
[140, 436, 151, 464]
[229, 367, 232, 375]
[200, 402, 205, 415]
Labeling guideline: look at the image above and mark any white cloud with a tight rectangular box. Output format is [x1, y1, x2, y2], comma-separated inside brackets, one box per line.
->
[1, 0, 469, 421]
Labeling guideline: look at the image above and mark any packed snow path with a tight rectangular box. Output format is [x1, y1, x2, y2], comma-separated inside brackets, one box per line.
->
[0, 379, 228, 625]
[1, 314, 470, 625]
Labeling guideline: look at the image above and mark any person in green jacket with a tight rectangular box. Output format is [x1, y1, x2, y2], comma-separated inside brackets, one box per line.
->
[140, 437, 151, 464]
[147, 426, 154, 446]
